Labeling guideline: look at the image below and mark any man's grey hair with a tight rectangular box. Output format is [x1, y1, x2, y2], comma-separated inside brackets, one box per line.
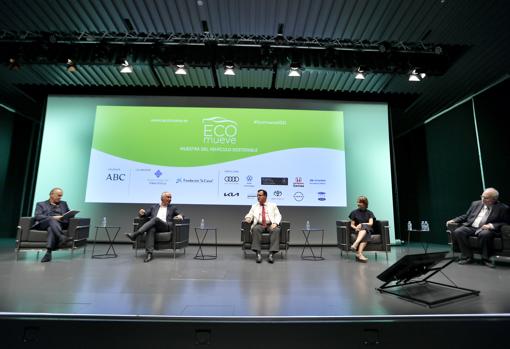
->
[484, 187, 499, 200]
[49, 187, 63, 195]
[161, 191, 171, 200]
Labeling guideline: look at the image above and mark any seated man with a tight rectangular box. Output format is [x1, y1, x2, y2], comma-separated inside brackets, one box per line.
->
[446, 187, 510, 268]
[33, 187, 73, 263]
[126, 191, 183, 262]
[244, 189, 282, 264]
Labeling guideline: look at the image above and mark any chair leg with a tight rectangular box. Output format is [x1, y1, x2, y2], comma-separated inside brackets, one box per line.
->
[375, 252, 378, 261]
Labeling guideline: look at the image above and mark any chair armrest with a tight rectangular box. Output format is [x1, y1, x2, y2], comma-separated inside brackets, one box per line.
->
[17, 217, 35, 242]
[173, 218, 190, 243]
[241, 221, 251, 242]
[377, 220, 390, 250]
[446, 222, 460, 244]
[336, 220, 351, 248]
[68, 218, 91, 239]
[280, 221, 290, 243]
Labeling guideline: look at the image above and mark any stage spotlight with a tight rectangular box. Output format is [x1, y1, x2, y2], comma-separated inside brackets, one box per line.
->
[408, 69, 425, 82]
[224, 64, 235, 76]
[354, 67, 365, 80]
[175, 64, 187, 75]
[120, 60, 133, 73]
[66, 59, 77, 73]
[288, 63, 301, 77]
[8, 58, 20, 71]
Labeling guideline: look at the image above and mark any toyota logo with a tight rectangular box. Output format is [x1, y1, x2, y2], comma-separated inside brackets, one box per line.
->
[224, 176, 240, 182]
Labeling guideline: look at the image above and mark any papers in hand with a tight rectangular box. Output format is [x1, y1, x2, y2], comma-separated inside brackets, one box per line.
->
[61, 210, 80, 219]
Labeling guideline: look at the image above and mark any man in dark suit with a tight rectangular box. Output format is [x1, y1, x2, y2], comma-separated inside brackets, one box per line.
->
[125, 191, 183, 262]
[33, 187, 73, 262]
[447, 187, 510, 267]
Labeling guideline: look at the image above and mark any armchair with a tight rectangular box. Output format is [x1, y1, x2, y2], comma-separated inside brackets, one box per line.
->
[15, 216, 90, 259]
[447, 222, 510, 258]
[336, 220, 390, 260]
[132, 217, 190, 259]
[241, 221, 291, 258]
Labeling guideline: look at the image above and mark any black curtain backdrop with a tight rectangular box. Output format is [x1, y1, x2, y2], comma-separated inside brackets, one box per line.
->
[395, 78, 510, 244]
[474, 78, 510, 198]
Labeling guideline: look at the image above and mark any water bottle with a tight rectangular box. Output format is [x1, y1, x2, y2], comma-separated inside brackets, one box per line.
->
[407, 220, 412, 231]
[424, 221, 430, 231]
[101, 216, 107, 227]
[200, 218, 205, 229]
[420, 221, 425, 231]
[306, 220, 310, 230]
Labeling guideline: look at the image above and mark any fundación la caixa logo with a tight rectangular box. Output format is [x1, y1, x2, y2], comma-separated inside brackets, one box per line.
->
[202, 117, 238, 145]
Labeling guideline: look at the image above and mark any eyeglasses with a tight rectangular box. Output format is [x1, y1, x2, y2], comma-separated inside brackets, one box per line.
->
[481, 195, 492, 199]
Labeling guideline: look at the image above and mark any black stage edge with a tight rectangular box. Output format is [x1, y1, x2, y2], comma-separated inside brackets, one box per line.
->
[1, 314, 509, 348]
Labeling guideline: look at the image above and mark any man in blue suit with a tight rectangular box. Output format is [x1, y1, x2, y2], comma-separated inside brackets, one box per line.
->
[126, 191, 183, 262]
[33, 187, 73, 262]
[447, 187, 510, 267]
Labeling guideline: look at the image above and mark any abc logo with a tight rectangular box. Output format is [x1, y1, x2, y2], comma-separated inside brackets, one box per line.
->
[106, 173, 126, 181]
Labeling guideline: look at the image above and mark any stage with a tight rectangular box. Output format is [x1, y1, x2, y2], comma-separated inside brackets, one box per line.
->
[1, 239, 509, 318]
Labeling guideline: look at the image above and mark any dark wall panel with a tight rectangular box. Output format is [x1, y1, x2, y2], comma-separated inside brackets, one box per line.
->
[474, 78, 510, 199]
[424, 101, 483, 243]
[394, 126, 430, 241]
[0, 111, 14, 234]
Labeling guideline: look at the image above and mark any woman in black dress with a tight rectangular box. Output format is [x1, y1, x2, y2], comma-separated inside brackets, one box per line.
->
[348, 195, 376, 262]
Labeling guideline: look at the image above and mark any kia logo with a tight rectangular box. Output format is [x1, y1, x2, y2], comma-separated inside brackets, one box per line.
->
[224, 192, 240, 197]
[224, 176, 240, 182]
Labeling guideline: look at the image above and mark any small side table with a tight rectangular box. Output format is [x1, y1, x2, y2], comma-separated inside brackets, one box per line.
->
[91, 226, 121, 258]
[194, 227, 218, 260]
[301, 228, 325, 261]
[407, 229, 429, 253]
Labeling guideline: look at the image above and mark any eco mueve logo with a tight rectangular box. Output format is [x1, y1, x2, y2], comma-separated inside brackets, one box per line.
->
[202, 117, 238, 145]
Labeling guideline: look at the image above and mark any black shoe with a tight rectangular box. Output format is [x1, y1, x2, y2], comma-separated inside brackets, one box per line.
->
[144, 252, 153, 263]
[482, 259, 495, 268]
[458, 257, 474, 265]
[125, 232, 138, 241]
[268, 253, 274, 264]
[41, 252, 52, 263]
[256, 253, 262, 263]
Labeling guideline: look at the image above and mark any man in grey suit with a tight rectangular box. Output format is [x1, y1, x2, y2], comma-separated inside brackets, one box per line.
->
[33, 187, 73, 262]
[447, 187, 510, 267]
[125, 191, 183, 262]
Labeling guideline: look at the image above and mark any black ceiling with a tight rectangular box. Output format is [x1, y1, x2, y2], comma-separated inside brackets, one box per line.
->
[1, 0, 509, 135]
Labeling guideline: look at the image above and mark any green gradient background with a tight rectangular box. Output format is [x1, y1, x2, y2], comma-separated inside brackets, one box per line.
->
[34, 96, 394, 244]
[92, 106, 344, 166]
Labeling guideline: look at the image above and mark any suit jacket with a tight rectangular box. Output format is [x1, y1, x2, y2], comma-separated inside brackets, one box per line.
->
[141, 204, 181, 223]
[33, 200, 71, 228]
[245, 201, 282, 229]
[452, 200, 510, 231]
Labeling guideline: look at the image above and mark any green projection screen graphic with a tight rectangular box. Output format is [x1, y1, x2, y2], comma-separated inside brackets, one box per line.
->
[85, 106, 346, 206]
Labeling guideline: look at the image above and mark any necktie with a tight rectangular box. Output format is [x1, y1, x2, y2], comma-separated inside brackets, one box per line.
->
[479, 206, 490, 227]
[261, 204, 266, 227]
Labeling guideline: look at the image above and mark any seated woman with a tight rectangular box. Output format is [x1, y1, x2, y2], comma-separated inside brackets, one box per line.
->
[348, 195, 376, 262]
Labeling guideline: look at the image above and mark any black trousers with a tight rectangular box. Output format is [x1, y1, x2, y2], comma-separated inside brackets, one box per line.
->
[137, 217, 173, 252]
[251, 224, 281, 253]
[36, 218, 69, 250]
[453, 225, 496, 260]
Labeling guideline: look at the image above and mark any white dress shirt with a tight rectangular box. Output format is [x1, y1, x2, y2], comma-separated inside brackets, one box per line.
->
[156, 206, 168, 221]
[245, 201, 282, 228]
[472, 205, 490, 228]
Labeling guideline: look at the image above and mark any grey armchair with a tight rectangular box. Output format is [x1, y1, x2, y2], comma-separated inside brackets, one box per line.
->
[15, 216, 90, 258]
[241, 221, 291, 257]
[336, 220, 391, 260]
[447, 222, 510, 258]
[132, 217, 190, 259]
